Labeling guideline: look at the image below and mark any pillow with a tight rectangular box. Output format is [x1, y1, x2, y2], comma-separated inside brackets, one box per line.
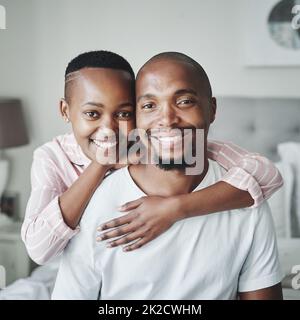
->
[278, 142, 300, 237]
[267, 161, 294, 238]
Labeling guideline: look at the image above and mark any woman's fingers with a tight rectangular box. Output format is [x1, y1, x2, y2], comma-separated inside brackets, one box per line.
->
[123, 237, 150, 252]
[97, 212, 134, 231]
[105, 228, 147, 248]
[118, 197, 145, 212]
[96, 222, 136, 241]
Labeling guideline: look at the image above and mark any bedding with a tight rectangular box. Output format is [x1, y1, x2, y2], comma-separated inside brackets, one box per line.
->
[0, 259, 59, 300]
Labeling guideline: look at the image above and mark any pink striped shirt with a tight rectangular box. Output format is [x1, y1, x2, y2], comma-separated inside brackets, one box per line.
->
[21, 133, 283, 265]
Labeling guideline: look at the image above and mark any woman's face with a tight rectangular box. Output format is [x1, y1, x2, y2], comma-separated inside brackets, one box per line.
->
[61, 68, 136, 163]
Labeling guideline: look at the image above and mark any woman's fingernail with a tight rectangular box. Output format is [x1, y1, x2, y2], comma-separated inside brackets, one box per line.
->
[107, 243, 113, 248]
[96, 236, 103, 241]
[97, 226, 104, 231]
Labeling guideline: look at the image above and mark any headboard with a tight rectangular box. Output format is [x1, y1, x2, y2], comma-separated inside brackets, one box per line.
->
[208, 97, 300, 161]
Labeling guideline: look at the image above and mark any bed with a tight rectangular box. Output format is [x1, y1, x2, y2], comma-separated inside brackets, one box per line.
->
[1, 96, 300, 300]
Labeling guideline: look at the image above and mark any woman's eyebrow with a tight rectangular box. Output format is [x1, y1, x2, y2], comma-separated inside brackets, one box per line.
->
[118, 102, 134, 108]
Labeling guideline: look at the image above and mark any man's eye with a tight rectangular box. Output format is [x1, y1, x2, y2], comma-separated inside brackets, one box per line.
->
[142, 103, 155, 110]
[84, 111, 100, 119]
[116, 111, 133, 119]
[178, 99, 195, 106]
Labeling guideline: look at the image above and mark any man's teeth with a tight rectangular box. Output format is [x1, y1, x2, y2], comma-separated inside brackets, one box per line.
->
[156, 136, 182, 143]
[92, 140, 117, 148]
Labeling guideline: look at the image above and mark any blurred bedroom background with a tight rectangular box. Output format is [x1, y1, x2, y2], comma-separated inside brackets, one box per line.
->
[0, 0, 300, 299]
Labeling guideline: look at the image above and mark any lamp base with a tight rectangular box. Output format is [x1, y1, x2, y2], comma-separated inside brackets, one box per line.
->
[0, 158, 9, 208]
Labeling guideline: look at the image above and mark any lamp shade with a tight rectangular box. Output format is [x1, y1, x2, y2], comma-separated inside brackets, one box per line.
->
[0, 99, 29, 148]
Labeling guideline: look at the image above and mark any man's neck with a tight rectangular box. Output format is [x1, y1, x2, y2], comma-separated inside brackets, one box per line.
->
[129, 157, 209, 197]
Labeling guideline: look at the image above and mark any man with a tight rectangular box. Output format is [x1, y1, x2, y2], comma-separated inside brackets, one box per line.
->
[52, 52, 283, 300]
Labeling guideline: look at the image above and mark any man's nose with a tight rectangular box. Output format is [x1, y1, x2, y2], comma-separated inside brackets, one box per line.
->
[158, 104, 180, 127]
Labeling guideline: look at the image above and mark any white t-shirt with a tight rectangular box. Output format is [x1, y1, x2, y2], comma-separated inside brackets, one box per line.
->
[52, 160, 283, 300]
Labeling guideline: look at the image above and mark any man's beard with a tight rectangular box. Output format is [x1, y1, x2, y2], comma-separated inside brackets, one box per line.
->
[156, 157, 194, 171]
[148, 127, 198, 171]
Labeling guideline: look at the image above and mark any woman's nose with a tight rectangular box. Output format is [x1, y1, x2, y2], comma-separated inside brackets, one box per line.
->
[100, 114, 117, 131]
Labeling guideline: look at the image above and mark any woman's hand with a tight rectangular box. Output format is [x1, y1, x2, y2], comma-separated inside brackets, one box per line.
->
[96, 196, 181, 252]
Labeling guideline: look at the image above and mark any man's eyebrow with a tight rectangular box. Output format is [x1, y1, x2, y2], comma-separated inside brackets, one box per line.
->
[81, 102, 104, 108]
[136, 94, 156, 104]
[174, 89, 198, 96]
[137, 90, 198, 103]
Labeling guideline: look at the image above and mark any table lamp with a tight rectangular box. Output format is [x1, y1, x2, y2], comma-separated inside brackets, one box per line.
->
[0, 99, 29, 217]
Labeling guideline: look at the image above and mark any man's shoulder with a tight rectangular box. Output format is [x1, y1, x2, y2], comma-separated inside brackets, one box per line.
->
[194, 159, 226, 191]
[101, 166, 129, 188]
[85, 167, 129, 209]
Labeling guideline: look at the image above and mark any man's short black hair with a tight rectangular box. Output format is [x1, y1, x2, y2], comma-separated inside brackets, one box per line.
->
[64, 50, 135, 102]
[137, 52, 212, 99]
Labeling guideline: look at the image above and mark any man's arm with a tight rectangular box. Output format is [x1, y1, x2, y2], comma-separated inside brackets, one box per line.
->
[239, 283, 283, 300]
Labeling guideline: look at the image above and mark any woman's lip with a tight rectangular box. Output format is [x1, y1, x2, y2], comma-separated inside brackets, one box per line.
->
[91, 139, 118, 148]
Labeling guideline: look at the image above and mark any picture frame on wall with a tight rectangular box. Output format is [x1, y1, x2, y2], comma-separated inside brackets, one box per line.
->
[243, 0, 300, 66]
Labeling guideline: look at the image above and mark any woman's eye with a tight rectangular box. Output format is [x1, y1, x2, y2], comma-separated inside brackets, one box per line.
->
[116, 111, 133, 119]
[84, 111, 100, 119]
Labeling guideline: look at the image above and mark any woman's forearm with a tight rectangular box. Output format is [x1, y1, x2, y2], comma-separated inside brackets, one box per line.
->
[59, 162, 110, 229]
[173, 181, 254, 221]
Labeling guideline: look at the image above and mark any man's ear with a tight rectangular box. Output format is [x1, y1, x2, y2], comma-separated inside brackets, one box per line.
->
[209, 97, 217, 124]
[60, 98, 70, 122]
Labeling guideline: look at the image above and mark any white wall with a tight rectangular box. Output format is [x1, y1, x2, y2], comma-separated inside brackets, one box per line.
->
[0, 0, 299, 219]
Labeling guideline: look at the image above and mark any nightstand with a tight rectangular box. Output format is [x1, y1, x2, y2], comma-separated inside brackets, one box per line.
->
[0, 221, 31, 286]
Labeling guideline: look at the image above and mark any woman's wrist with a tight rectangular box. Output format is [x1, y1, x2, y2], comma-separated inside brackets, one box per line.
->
[90, 160, 113, 172]
[168, 195, 188, 222]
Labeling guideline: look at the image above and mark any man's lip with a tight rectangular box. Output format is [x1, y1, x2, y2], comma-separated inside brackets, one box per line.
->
[149, 131, 192, 139]
[150, 135, 183, 141]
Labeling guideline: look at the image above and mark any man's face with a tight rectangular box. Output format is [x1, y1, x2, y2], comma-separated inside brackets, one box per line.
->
[135, 59, 216, 168]
[61, 68, 135, 162]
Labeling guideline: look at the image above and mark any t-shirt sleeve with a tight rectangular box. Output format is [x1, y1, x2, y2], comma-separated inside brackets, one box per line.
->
[238, 203, 283, 292]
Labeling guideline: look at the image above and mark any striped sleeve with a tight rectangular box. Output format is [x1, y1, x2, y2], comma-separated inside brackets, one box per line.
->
[207, 140, 283, 208]
[21, 148, 79, 265]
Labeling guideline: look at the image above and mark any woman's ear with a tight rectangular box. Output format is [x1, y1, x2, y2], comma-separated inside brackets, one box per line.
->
[60, 98, 70, 123]
[209, 97, 217, 124]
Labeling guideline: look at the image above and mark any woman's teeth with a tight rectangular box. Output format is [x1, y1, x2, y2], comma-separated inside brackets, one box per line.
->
[92, 139, 117, 148]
